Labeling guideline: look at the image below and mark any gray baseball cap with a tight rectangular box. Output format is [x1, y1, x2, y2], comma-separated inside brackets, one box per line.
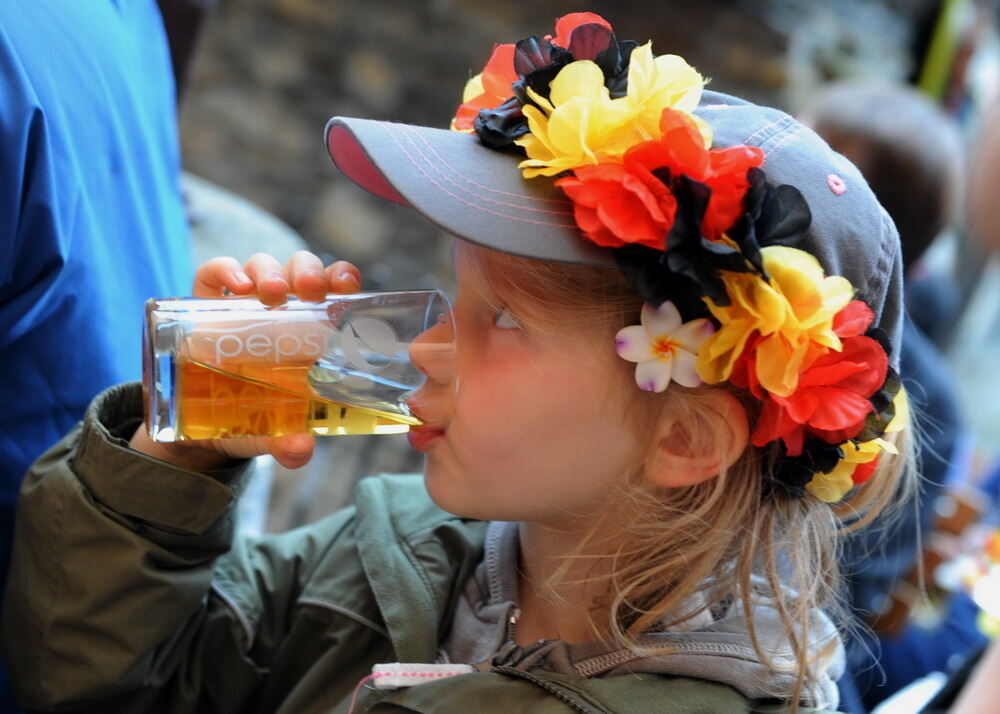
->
[324, 89, 903, 365]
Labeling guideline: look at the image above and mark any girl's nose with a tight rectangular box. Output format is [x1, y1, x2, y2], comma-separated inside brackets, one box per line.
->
[408, 318, 456, 387]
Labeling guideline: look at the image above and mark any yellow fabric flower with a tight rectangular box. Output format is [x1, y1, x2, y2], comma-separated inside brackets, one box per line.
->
[884, 386, 910, 435]
[696, 246, 854, 397]
[866, 386, 910, 455]
[805, 440, 881, 503]
[515, 43, 711, 178]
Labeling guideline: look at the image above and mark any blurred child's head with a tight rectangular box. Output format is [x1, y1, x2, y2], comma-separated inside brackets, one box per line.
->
[801, 81, 963, 270]
[326, 12, 916, 706]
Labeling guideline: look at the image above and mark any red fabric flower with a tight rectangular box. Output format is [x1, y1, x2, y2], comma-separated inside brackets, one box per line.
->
[555, 109, 764, 249]
[752, 334, 889, 455]
[728, 332, 762, 395]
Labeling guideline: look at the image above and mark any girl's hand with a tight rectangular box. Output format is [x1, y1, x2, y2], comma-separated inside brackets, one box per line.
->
[129, 251, 362, 471]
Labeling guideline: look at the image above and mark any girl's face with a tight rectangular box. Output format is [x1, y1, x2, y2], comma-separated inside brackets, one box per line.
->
[407, 243, 645, 527]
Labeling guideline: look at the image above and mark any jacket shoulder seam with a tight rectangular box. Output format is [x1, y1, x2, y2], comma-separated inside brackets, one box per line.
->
[210, 582, 255, 649]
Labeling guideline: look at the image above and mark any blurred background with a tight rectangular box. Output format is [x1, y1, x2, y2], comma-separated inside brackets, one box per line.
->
[176, 0, 995, 291]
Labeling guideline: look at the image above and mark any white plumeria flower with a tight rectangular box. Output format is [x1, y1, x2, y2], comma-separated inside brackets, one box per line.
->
[615, 301, 715, 392]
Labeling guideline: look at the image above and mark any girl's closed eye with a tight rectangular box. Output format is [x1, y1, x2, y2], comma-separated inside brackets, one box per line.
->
[493, 307, 522, 330]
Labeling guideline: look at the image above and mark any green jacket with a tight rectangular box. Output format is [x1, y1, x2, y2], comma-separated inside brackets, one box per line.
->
[2, 385, 835, 713]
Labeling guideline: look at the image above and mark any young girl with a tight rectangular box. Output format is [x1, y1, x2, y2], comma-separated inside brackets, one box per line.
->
[3, 13, 913, 714]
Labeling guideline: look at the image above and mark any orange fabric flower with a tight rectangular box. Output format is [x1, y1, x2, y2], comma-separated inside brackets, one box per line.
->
[556, 162, 677, 250]
[452, 43, 518, 132]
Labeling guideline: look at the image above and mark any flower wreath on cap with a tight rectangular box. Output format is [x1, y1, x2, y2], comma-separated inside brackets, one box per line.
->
[451, 12, 908, 504]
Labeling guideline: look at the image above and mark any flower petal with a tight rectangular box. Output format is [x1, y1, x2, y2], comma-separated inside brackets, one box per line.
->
[462, 73, 485, 103]
[885, 387, 909, 433]
[671, 349, 702, 388]
[615, 325, 655, 362]
[641, 301, 682, 337]
[805, 470, 854, 503]
[670, 318, 715, 352]
[833, 300, 875, 337]
[551, 12, 613, 48]
[808, 388, 873, 432]
[636, 357, 674, 392]
[480, 43, 518, 98]
[548, 60, 608, 110]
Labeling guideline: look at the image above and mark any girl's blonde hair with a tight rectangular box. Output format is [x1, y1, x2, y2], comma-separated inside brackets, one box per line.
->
[460, 243, 917, 710]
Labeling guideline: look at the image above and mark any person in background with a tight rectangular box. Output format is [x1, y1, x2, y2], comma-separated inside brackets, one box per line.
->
[0, 1, 192, 709]
[156, 0, 216, 103]
[801, 81, 985, 713]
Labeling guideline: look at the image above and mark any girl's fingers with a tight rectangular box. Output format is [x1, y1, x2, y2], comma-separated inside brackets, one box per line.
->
[324, 260, 362, 294]
[268, 432, 315, 469]
[284, 251, 329, 302]
[132, 431, 315, 471]
[244, 253, 290, 305]
[193, 253, 360, 304]
[193, 257, 254, 298]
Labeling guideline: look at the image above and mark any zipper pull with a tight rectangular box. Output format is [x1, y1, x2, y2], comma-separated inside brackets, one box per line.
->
[505, 605, 521, 642]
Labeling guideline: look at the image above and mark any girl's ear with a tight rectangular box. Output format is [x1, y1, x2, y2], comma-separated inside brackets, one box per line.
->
[644, 390, 749, 489]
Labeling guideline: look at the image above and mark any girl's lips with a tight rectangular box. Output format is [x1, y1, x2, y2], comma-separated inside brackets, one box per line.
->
[406, 427, 445, 452]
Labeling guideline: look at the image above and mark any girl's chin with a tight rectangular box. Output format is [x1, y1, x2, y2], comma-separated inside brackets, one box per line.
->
[422, 467, 492, 521]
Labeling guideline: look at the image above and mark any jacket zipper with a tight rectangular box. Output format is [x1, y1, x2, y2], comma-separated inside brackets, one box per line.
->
[573, 639, 796, 677]
[491, 665, 609, 714]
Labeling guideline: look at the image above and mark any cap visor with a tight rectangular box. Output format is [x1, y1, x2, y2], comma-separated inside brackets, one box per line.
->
[324, 117, 616, 266]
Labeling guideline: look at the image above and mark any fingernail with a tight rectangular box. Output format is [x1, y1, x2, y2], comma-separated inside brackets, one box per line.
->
[285, 433, 312, 455]
[338, 272, 359, 288]
[233, 270, 252, 287]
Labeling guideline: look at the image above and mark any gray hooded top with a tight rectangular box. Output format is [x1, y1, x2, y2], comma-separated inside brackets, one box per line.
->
[440, 521, 844, 710]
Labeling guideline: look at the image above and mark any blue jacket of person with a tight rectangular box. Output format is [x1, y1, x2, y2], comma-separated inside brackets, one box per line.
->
[0, 0, 192, 579]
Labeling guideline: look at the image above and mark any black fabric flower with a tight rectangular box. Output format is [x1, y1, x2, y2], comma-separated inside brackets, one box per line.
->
[660, 174, 769, 306]
[615, 170, 804, 312]
[474, 97, 530, 150]
[854, 366, 901, 443]
[767, 438, 844, 499]
[615, 244, 712, 323]
[725, 167, 812, 277]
